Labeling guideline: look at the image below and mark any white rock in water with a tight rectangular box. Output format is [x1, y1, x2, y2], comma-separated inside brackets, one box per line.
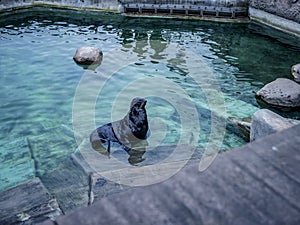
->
[256, 78, 300, 108]
[73, 47, 103, 65]
[250, 109, 299, 141]
[292, 63, 300, 83]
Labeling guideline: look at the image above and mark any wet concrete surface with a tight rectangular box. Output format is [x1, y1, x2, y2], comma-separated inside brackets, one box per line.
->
[43, 124, 300, 225]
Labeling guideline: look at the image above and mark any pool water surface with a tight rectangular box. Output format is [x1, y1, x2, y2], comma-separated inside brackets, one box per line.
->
[1, 9, 300, 193]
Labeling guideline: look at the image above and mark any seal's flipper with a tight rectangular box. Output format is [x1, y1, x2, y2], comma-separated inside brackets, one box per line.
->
[123, 145, 131, 152]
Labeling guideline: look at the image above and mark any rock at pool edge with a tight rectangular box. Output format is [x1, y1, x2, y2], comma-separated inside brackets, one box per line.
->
[292, 63, 300, 83]
[256, 78, 300, 108]
[250, 109, 299, 141]
[73, 47, 103, 65]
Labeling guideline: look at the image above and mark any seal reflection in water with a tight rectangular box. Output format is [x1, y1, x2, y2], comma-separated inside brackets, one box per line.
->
[90, 97, 149, 165]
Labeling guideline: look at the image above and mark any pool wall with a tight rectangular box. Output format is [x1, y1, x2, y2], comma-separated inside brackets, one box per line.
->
[120, 0, 248, 18]
[249, 0, 300, 37]
[0, 0, 121, 12]
[1, 0, 300, 37]
[249, 0, 300, 23]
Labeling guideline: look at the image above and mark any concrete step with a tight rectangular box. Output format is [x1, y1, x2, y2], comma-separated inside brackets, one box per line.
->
[40, 158, 90, 214]
[0, 178, 62, 225]
[0, 137, 35, 192]
[27, 125, 77, 177]
[48, 124, 300, 225]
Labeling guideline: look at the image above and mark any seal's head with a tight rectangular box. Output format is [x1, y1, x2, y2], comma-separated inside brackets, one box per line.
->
[130, 97, 147, 109]
[128, 97, 148, 140]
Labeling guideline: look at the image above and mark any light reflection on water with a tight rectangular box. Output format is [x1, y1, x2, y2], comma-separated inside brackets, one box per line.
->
[0, 9, 300, 192]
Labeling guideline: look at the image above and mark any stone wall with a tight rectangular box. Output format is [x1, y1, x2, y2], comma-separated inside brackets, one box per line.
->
[249, 0, 300, 23]
[0, 0, 121, 11]
[1, 0, 300, 37]
[249, 0, 300, 37]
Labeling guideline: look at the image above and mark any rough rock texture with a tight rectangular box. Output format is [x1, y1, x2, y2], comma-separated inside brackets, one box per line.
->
[250, 109, 299, 141]
[292, 63, 300, 83]
[0, 178, 62, 225]
[256, 78, 300, 108]
[249, 0, 300, 23]
[73, 47, 103, 65]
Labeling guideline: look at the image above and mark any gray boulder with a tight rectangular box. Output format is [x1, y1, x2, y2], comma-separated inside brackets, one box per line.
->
[256, 78, 300, 108]
[292, 63, 300, 83]
[73, 47, 103, 65]
[250, 109, 299, 141]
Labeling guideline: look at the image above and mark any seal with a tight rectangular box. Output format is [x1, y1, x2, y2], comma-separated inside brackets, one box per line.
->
[90, 97, 149, 153]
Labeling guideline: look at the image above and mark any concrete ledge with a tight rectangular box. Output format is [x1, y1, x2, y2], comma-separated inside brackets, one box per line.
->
[249, 7, 300, 38]
[41, 124, 300, 225]
[0, 0, 121, 13]
[0, 178, 62, 224]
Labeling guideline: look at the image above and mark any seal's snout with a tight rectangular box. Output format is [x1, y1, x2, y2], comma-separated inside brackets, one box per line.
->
[140, 99, 147, 109]
[131, 97, 147, 109]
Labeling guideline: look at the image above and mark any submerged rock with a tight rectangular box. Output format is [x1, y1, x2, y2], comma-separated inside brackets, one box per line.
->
[73, 47, 103, 65]
[292, 63, 300, 83]
[256, 78, 300, 108]
[250, 109, 299, 141]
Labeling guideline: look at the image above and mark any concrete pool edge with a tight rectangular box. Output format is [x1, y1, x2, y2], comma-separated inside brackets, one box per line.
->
[17, 123, 300, 225]
[0, 0, 121, 12]
[249, 7, 300, 39]
[1, 3, 299, 38]
[0, 3, 120, 14]
[0, 3, 250, 24]
[123, 12, 250, 23]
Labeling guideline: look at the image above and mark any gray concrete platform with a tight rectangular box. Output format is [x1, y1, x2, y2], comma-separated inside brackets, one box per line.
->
[0, 178, 62, 225]
[43, 124, 300, 225]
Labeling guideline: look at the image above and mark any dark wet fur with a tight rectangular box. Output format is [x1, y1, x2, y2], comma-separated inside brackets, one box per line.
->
[90, 98, 149, 153]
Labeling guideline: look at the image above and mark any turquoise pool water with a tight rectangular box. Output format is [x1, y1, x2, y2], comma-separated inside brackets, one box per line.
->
[1, 9, 300, 192]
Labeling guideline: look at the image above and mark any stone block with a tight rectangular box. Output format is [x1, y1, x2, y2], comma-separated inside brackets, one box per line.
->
[27, 125, 77, 176]
[0, 138, 35, 191]
[40, 158, 90, 214]
[0, 178, 62, 225]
